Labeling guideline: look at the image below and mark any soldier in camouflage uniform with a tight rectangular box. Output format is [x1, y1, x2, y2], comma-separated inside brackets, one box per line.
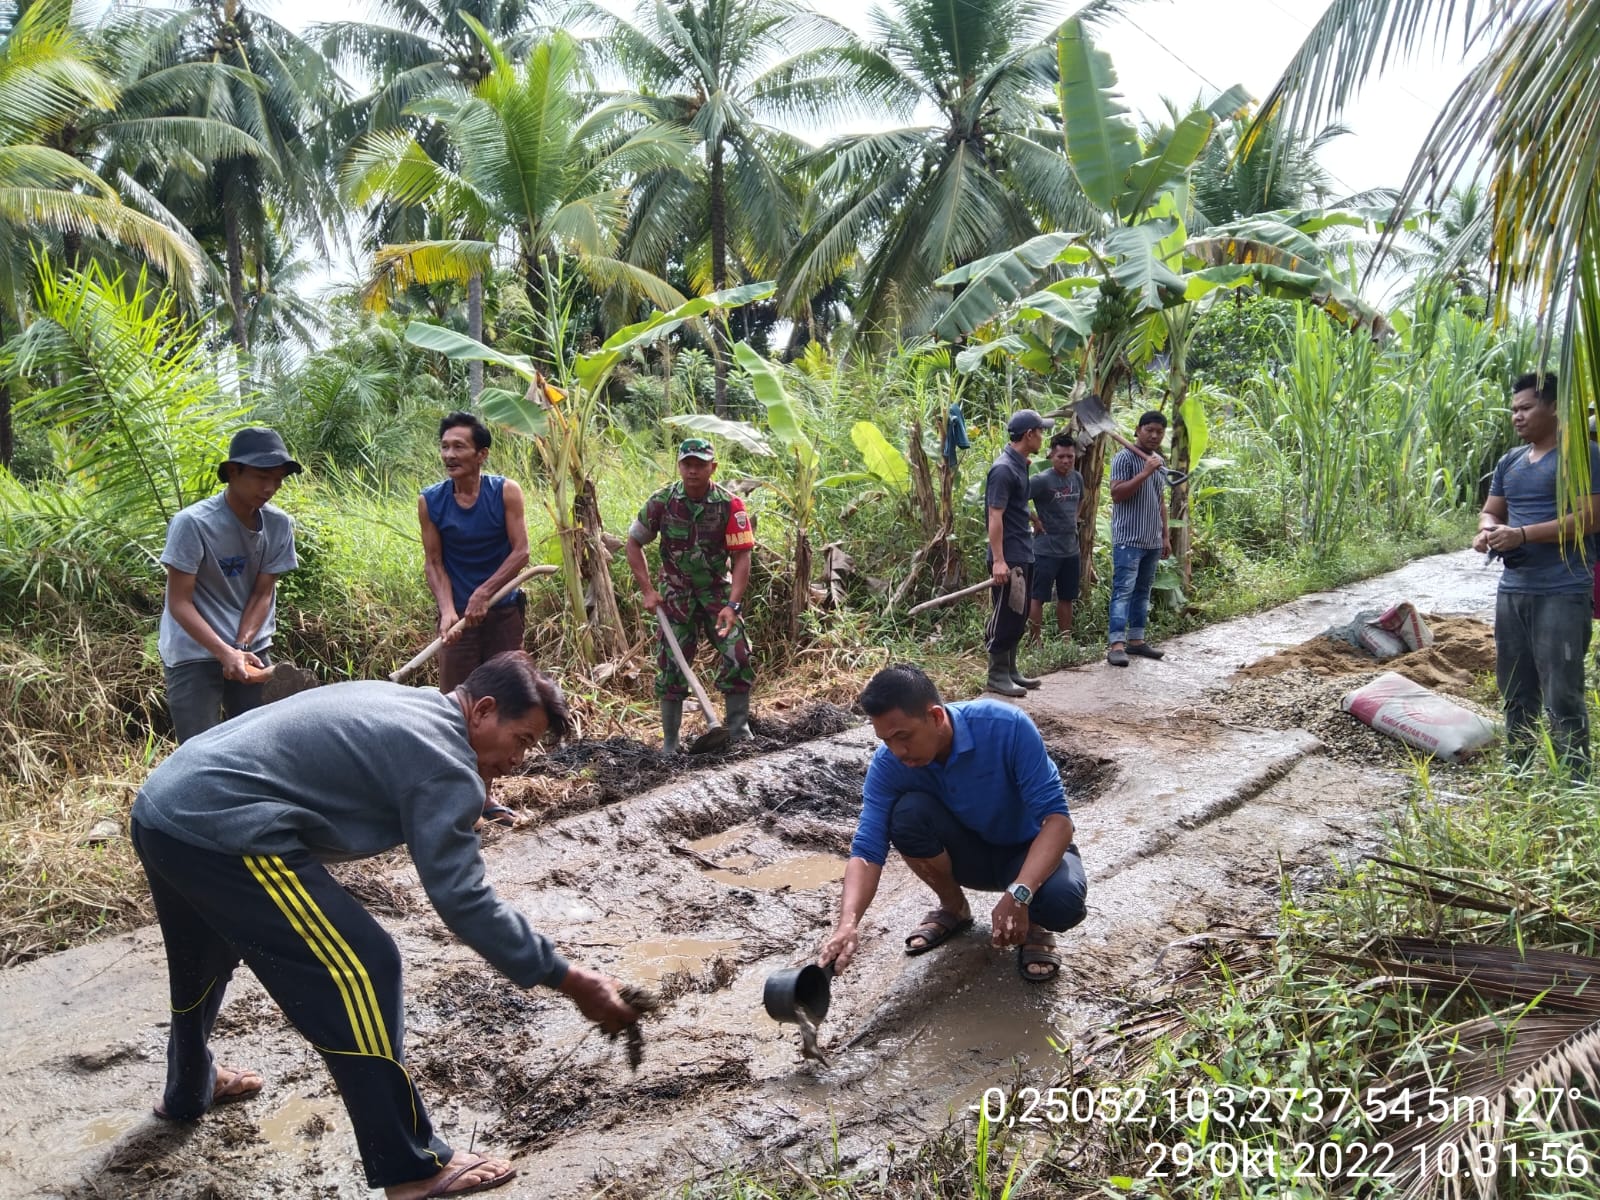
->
[625, 437, 757, 751]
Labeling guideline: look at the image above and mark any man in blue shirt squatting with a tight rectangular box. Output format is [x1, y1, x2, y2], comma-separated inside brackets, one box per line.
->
[130, 652, 641, 1200]
[1474, 371, 1600, 774]
[818, 665, 1088, 982]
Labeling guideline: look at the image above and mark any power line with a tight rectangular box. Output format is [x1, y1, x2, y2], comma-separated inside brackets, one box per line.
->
[1118, 19, 1365, 199]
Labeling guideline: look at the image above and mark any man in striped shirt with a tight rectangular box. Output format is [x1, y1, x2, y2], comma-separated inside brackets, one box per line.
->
[1106, 410, 1171, 668]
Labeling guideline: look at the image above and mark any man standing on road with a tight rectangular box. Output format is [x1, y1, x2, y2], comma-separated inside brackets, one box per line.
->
[1474, 372, 1600, 773]
[625, 437, 757, 752]
[159, 427, 301, 744]
[985, 409, 1053, 696]
[419, 412, 530, 696]
[1107, 410, 1171, 668]
[818, 664, 1087, 983]
[1028, 434, 1084, 645]
[131, 652, 641, 1200]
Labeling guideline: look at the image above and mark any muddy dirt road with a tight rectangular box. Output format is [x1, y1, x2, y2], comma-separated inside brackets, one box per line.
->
[0, 551, 1497, 1199]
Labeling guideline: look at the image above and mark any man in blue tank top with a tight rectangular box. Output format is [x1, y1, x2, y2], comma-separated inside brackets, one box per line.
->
[419, 413, 530, 697]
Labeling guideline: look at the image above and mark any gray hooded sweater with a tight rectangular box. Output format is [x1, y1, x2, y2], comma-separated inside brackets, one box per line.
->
[132, 680, 568, 988]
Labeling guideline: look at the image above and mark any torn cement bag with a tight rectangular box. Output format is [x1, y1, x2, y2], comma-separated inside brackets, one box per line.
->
[1341, 672, 1498, 762]
[1373, 602, 1432, 651]
[1325, 602, 1432, 661]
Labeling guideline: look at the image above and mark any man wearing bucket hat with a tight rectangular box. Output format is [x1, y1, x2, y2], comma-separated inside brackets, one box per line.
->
[158, 427, 302, 742]
[983, 409, 1053, 696]
[625, 437, 758, 751]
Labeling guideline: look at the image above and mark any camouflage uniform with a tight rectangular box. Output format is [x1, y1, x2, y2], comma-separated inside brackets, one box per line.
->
[630, 481, 757, 700]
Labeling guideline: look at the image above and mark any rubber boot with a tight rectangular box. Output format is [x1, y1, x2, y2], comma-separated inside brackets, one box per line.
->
[986, 651, 1026, 697]
[661, 698, 683, 754]
[1008, 647, 1041, 690]
[724, 691, 753, 742]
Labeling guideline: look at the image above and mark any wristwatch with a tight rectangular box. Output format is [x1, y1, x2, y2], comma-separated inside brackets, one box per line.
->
[232, 640, 251, 651]
[728, 600, 743, 614]
[1006, 881, 1033, 906]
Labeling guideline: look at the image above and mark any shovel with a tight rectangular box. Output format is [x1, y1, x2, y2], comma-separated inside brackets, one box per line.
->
[1071, 393, 1188, 487]
[654, 610, 732, 754]
[389, 563, 558, 682]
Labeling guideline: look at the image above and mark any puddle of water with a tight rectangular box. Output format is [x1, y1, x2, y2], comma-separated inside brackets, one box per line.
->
[687, 825, 755, 855]
[78, 1116, 136, 1148]
[705, 853, 846, 892]
[258, 1095, 339, 1151]
[619, 938, 741, 982]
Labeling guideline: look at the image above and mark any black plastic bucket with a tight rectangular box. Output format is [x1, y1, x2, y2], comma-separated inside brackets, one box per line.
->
[762, 962, 834, 1023]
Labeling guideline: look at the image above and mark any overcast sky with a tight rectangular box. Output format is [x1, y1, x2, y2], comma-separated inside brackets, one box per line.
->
[264, 0, 1474, 294]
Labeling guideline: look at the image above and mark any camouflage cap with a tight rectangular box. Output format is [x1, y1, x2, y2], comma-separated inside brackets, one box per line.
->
[677, 437, 716, 461]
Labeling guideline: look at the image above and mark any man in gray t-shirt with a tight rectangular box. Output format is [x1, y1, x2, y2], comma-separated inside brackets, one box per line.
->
[1028, 434, 1084, 642]
[1106, 409, 1171, 667]
[159, 428, 301, 742]
[1475, 371, 1600, 772]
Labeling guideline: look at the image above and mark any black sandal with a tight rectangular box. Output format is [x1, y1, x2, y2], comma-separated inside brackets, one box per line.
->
[904, 908, 974, 955]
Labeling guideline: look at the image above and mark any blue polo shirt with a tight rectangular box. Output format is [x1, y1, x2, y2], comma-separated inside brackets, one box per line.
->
[850, 700, 1069, 865]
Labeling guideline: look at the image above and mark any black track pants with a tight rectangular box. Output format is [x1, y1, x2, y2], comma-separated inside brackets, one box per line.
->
[131, 818, 454, 1188]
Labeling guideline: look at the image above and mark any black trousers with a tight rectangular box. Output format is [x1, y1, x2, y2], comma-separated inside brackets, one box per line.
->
[131, 819, 453, 1188]
[986, 561, 1034, 655]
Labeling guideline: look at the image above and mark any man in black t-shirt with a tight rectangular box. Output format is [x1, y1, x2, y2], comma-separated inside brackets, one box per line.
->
[984, 410, 1052, 696]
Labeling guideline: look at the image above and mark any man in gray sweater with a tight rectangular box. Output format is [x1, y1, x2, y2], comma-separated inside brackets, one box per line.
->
[130, 652, 638, 1200]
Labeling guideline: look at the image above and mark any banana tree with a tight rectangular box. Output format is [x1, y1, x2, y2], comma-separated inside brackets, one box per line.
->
[406, 280, 773, 663]
[669, 343, 911, 640]
[933, 17, 1393, 576]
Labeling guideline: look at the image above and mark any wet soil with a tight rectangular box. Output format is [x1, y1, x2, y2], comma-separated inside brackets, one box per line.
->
[0, 551, 1500, 1200]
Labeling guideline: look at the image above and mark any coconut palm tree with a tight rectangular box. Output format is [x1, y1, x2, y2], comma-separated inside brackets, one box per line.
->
[344, 28, 697, 365]
[0, 0, 203, 468]
[122, 0, 346, 350]
[777, 0, 1132, 347]
[1251, 0, 1600, 503]
[586, 0, 876, 412]
[1190, 111, 1344, 228]
[316, 0, 544, 133]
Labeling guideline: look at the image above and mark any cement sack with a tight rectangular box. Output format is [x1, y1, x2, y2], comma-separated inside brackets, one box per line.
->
[1373, 602, 1433, 651]
[1341, 672, 1497, 762]
[1354, 624, 1408, 660]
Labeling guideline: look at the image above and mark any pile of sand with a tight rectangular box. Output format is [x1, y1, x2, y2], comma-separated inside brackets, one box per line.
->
[1233, 615, 1494, 693]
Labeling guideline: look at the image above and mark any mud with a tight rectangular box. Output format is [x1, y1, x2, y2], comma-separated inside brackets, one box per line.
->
[502, 702, 858, 821]
[0, 551, 1500, 1200]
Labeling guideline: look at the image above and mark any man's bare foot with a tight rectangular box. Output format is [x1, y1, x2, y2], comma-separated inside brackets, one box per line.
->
[385, 1153, 516, 1199]
[152, 1064, 263, 1119]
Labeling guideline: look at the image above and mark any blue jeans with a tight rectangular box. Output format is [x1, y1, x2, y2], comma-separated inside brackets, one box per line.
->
[1495, 589, 1592, 771]
[1108, 545, 1161, 646]
[887, 790, 1087, 933]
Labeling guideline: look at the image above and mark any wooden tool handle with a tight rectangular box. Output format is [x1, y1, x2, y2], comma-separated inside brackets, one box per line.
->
[389, 564, 557, 682]
[906, 578, 993, 616]
[655, 609, 723, 727]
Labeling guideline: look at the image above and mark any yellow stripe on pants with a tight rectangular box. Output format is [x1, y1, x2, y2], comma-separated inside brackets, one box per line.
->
[243, 855, 385, 1058]
[264, 854, 394, 1060]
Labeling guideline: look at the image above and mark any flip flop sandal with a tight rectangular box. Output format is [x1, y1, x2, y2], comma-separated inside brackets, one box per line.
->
[904, 908, 974, 956]
[152, 1066, 263, 1120]
[424, 1156, 518, 1198]
[482, 804, 517, 828]
[1017, 940, 1062, 983]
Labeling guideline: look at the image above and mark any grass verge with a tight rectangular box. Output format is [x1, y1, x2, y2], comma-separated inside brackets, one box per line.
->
[663, 687, 1600, 1199]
